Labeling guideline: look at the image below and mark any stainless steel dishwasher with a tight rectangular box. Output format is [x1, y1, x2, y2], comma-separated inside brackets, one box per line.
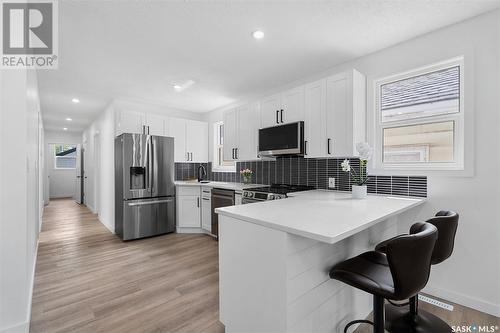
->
[211, 188, 235, 238]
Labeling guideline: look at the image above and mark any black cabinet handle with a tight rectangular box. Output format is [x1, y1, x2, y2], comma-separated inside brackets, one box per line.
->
[327, 138, 331, 155]
[236, 148, 238, 159]
[280, 109, 284, 123]
[197, 197, 200, 207]
[305, 140, 308, 155]
[276, 110, 279, 124]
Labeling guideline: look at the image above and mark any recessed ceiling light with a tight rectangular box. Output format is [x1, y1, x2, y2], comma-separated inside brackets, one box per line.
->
[173, 80, 195, 92]
[72, 98, 80, 103]
[63, 127, 68, 131]
[66, 118, 72, 121]
[252, 30, 265, 40]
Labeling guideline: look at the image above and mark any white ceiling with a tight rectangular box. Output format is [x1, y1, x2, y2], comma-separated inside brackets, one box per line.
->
[38, 0, 500, 132]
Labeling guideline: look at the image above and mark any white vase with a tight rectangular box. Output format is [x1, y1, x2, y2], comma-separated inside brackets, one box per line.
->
[352, 185, 367, 199]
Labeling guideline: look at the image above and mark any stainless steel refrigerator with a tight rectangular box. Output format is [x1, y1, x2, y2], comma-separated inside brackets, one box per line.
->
[115, 133, 176, 240]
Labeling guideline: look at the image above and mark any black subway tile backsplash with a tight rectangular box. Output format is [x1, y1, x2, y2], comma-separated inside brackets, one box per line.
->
[175, 157, 427, 197]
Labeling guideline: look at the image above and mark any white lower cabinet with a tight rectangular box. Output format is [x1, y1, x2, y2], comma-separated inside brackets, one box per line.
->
[201, 189, 212, 232]
[176, 186, 201, 230]
[235, 192, 242, 205]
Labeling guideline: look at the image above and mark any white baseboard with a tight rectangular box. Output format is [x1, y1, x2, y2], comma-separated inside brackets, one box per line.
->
[0, 321, 29, 333]
[98, 216, 115, 234]
[85, 204, 96, 214]
[424, 284, 500, 317]
[176, 227, 213, 236]
[2, 240, 40, 333]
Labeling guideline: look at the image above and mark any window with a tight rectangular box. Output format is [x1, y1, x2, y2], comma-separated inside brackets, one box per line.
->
[375, 57, 464, 171]
[54, 144, 77, 169]
[213, 122, 235, 172]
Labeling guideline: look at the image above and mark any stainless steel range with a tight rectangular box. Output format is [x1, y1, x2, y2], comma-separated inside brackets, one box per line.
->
[242, 184, 313, 204]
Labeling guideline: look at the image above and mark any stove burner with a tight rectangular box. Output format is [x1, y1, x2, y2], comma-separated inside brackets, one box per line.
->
[242, 184, 314, 203]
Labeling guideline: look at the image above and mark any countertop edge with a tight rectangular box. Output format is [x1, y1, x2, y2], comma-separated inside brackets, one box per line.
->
[216, 198, 425, 244]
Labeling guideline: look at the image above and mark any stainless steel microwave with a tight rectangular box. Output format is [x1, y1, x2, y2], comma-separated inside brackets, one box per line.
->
[258, 121, 305, 157]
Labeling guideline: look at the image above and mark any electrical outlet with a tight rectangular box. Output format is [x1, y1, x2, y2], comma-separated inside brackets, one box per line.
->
[328, 177, 335, 189]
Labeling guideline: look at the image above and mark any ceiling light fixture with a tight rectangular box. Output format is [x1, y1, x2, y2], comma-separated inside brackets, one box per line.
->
[173, 80, 195, 92]
[252, 30, 265, 40]
[63, 127, 68, 131]
[72, 98, 80, 103]
[66, 118, 72, 121]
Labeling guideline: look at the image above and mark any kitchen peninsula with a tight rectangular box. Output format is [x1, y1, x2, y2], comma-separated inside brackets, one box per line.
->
[216, 190, 425, 333]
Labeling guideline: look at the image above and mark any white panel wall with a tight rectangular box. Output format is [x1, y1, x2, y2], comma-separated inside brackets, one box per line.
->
[0, 70, 42, 332]
[44, 131, 82, 200]
[207, 10, 500, 316]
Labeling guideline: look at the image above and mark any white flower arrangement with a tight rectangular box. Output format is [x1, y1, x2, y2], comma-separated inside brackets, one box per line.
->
[240, 168, 253, 183]
[341, 142, 373, 186]
[239, 168, 253, 176]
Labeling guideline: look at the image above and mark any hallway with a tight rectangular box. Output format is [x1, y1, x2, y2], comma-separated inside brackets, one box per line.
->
[30, 199, 223, 333]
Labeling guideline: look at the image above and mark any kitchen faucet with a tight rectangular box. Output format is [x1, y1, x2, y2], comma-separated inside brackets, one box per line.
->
[197, 164, 207, 182]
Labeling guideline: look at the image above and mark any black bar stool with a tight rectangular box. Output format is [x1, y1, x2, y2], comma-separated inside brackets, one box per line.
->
[375, 210, 459, 333]
[329, 222, 438, 333]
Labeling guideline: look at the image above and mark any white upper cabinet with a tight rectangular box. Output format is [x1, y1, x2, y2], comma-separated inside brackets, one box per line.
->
[304, 79, 327, 158]
[223, 108, 238, 161]
[260, 94, 282, 128]
[145, 113, 168, 136]
[280, 86, 305, 124]
[115, 110, 168, 136]
[260, 87, 305, 128]
[115, 109, 145, 135]
[168, 118, 209, 163]
[168, 117, 187, 162]
[304, 70, 366, 158]
[186, 120, 208, 163]
[237, 103, 259, 160]
[223, 103, 259, 161]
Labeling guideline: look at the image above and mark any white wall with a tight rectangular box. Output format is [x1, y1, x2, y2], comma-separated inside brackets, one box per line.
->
[206, 10, 500, 316]
[83, 99, 205, 233]
[0, 69, 42, 332]
[44, 131, 82, 199]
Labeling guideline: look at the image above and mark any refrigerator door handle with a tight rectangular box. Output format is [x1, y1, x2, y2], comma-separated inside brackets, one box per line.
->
[127, 199, 173, 207]
[146, 136, 152, 192]
[149, 136, 154, 193]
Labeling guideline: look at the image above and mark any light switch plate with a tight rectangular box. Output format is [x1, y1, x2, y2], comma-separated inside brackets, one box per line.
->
[328, 178, 335, 189]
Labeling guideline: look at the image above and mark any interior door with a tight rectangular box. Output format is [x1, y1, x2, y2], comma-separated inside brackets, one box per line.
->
[304, 79, 327, 158]
[260, 94, 281, 128]
[281, 86, 305, 124]
[73, 144, 82, 204]
[223, 109, 238, 161]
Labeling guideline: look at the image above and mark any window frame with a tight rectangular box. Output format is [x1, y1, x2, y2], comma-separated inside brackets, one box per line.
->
[212, 121, 236, 172]
[373, 57, 465, 172]
[53, 143, 78, 170]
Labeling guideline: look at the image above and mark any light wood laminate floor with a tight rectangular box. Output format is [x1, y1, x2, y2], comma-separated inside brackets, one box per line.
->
[31, 199, 499, 333]
[30, 199, 224, 333]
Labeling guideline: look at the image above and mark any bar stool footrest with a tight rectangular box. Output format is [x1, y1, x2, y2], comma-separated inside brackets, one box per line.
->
[385, 303, 452, 333]
[344, 319, 373, 333]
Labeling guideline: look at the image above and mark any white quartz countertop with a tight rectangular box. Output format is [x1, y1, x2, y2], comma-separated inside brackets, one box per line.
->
[174, 180, 264, 192]
[216, 190, 425, 244]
